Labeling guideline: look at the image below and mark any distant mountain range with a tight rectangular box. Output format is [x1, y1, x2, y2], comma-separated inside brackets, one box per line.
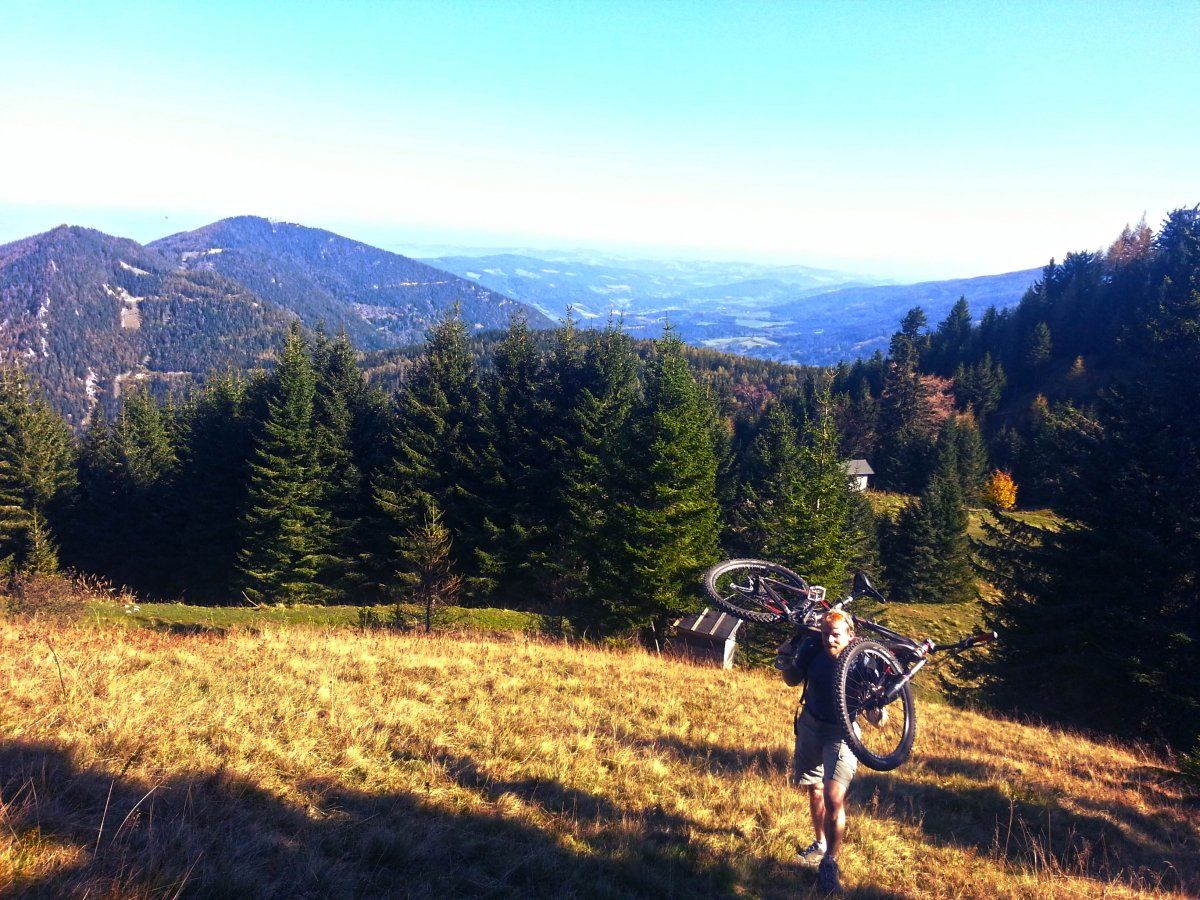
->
[0, 213, 1041, 423]
[0, 217, 543, 424]
[426, 252, 1040, 365]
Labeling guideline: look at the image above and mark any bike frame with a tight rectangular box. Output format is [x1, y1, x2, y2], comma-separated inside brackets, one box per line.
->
[756, 574, 991, 690]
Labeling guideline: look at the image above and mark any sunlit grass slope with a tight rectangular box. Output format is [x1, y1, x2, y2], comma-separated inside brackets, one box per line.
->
[1, 621, 1195, 898]
[83, 600, 553, 634]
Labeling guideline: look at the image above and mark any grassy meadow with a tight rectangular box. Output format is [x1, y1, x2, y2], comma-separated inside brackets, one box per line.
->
[83, 600, 556, 636]
[1, 615, 1195, 898]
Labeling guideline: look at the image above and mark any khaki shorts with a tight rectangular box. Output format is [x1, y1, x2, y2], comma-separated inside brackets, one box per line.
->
[791, 709, 859, 788]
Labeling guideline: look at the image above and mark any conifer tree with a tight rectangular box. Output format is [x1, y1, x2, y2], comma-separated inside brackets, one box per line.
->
[238, 325, 333, 605]
[372, 307, 494, 599]
[736, 384, 856, 590]
[524, 312, 590, 608]
[876, 309, 937, 492]
[113, 387, 181, 593]
[614, 331, 719, 634]
[118, 388, 178, 493]
[393, 495, 462, 633]
[791, 382, 858, 590]
[929, 297, 973, 375]
[884, 427, 974, 603]
[952, 353, 1006, 421]
[22, 509, 61, 577]
[846, 491, 883, 585]
[552, 321, 641, 621]
[0, 367, 75, 575]
[169, 372, 257, 602]
[948, 413, 989, 504]
[311, 330, 368, 598]
[735, 399, 805, 559]
[477, 312, 551, 603]
[839, 379, 879, 459]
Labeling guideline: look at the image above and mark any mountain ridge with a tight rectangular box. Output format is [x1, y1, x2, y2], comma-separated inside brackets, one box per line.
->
[150, 216, 550, 348]
[0, 218, 546, 421]
[0, 224, 291, 425]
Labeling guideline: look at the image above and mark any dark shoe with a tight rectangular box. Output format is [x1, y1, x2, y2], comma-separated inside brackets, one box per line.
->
[796, 840, 826, 868]
[818, 856, 842, 893]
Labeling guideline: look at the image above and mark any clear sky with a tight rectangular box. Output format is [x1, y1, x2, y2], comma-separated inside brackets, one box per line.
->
[1, 0, 1196, 279]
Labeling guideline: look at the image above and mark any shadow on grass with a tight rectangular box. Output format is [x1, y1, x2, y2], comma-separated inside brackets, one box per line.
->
[1, 740, 851, 899]
[625, 734, 791, 779]
[142, 619, 231, 637]
[855, 757, 1196, 895]
[620, 734, 1196, 896]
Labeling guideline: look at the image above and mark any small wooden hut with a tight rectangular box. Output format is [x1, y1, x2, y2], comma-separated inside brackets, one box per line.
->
[667, 607, 743, 669]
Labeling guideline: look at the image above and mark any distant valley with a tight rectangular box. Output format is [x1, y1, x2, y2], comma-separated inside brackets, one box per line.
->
[427, 251, 1040, 365]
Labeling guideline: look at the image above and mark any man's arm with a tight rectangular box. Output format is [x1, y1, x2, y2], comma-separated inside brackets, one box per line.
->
[775, 634, 818, 687]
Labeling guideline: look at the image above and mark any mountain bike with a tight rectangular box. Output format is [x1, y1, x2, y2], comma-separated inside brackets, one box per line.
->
[701, 558, 996, 770]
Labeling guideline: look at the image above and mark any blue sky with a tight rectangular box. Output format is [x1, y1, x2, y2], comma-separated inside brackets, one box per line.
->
[1, 0, 1197, 279]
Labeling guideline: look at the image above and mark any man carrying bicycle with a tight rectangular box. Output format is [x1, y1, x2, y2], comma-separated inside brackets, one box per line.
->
[777, 608, 875, 894]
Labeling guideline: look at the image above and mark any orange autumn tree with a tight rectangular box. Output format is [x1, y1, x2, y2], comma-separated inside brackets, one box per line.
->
[981, 470, 1017, 510]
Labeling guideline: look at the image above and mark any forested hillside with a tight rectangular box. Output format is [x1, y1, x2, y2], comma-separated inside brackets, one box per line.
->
[151, 217, 550, 348]
[0, 226, 291, 426]
[824, 208, 1200, 754]
[0, 219, 546, 424]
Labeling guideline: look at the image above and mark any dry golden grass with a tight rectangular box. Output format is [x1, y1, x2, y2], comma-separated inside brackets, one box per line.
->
[1, 619, 1195, 898]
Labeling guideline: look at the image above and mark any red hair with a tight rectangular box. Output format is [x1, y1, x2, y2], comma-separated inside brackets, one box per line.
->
[822, 609, 854, 632]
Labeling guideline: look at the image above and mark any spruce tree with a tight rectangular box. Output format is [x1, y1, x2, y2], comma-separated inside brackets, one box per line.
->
[876, 310, 937, 492]
[477, 312, 551, 603]
[735, 399, 805, 560]
[885, 428, 974, 603]
[735, 384, 856, 589]
[540, 321, 643, 624]
[525, 313, 589, 609]
[846, 491, 883, 586]
[615, 331, 719, 635]
[372, 307, 494, 599]
[114, 388, 182, 594]
[792, 382, 858, 591]
[118, 388, 178, 492]
[393, 494, 462, 633]
[1025, 321, 1053, 373]
[238, 325, 333, 605]
[168, 372, 256, 602]
[946, 413, 989, 504]
[929, 297, 973, 375]
[0, 367, 75, 575]
[311, 330, 368, 599]
[952, 353, 1006, 421]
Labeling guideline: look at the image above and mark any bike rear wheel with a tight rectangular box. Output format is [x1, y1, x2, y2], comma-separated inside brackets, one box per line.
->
[701, 559, 810, 624]
[834, 637, 917, 771]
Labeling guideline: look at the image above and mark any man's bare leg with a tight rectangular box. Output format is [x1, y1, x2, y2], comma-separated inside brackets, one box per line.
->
[822, 778, 847, 860]
[808, 784, 827, 845]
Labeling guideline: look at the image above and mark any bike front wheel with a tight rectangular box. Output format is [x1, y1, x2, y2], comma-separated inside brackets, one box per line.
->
[834, 637, 917, 771]
[701, 558, 810, 624]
